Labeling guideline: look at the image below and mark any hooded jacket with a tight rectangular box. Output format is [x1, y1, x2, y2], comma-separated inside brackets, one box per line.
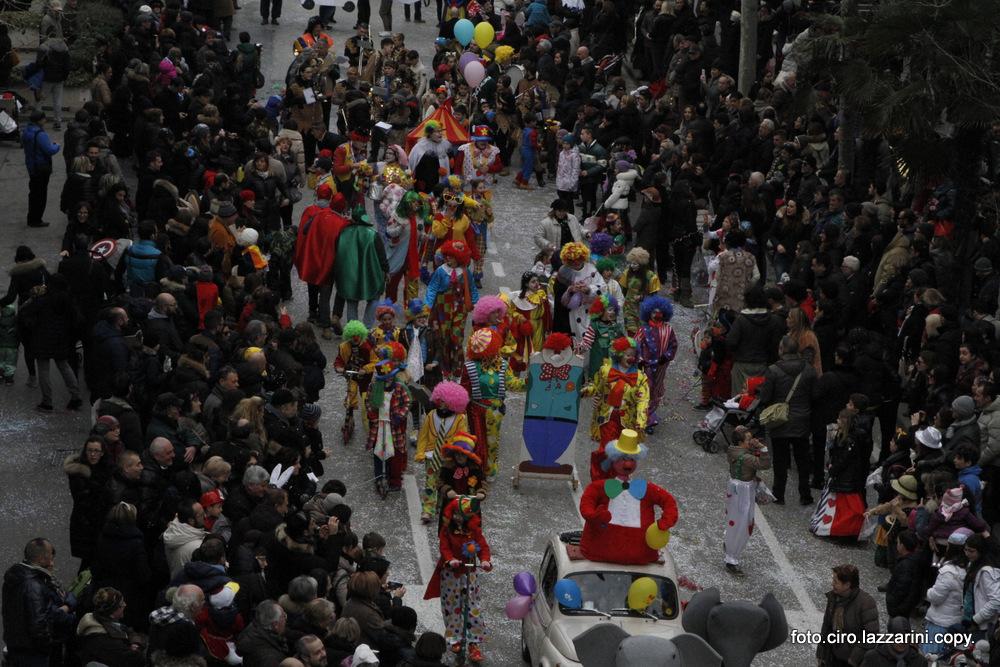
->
[758, 355, 818, 439]
[603, 169, 639, 211]
[162, 518, 209, 577]
[925, 561, 966, 628]
[21, 122, 60, 174]
[75, 613, 144, 667]
[978, 396, 1000, 467]
[725, 308, 785, 365]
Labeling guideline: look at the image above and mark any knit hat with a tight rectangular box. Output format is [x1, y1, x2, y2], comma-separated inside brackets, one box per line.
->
[952, 395, 976, 420]
[948, 527, 974, 545]
[889, 474, 918, 500]
[199, 489, 224, 508]
[217, 201, 238, 218]
[321, 492, 345, 514]
[442, 432, 480, 464]
[93, 415, 120, 435]
[236, 227, 258, 247]
[915, 426, 942, 450]
[614, 160, 631, 172]
[841, 255, 860, 272]
[300, 403, 322, 422]
[271, 388, 297, 407]
[239, 189, 256, 202]
[940, 488, 967, 521]
[92, 587, 124, 616]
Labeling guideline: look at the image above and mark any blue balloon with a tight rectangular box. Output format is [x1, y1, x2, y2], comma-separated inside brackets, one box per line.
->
[554, 578, 582, 609]
[454, 19, 475, 46]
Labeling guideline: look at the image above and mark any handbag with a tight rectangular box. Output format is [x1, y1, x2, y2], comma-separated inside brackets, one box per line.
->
[755, 480, 776, 505]
[287, 187, 302, 204]
[759, 370, 804, 429]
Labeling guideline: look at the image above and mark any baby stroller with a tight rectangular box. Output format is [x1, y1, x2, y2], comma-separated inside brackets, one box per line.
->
[0, 90, 27, 142]
[691, 392, 763, 454]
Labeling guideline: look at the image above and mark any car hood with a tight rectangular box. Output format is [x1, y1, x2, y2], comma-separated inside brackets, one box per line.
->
[549, 615, 684, 663]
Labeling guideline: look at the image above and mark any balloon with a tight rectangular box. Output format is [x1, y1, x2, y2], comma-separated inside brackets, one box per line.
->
[553, 578, 582, 609]
[458, 52, 479, 72]
[646, 523, 671, 550]
[513, 571, 537, 596]
[505, 594, 533, 620]
[463, 61, 486, 87]
[473, 21, 495, 49]
[454, 19, 475, 46]
[627, 577, 658, 611]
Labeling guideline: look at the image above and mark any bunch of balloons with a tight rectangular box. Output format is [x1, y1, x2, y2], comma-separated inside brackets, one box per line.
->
[504, 571, 537, 620]
[452, 19, 496, 88]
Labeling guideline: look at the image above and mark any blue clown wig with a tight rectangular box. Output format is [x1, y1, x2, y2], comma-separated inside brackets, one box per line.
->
[640, 295, 674, 323]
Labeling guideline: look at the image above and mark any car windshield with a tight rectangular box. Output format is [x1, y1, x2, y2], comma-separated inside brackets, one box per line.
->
[560, 572, 679, 620]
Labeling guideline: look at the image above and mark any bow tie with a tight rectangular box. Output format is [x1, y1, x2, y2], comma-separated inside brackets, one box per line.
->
[604, 478, 647, 500]
[539, 363, 570, 381]
[453, 466, 470, 480]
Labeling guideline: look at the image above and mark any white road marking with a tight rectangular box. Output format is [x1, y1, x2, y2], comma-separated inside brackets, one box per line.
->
[403, 473, 435, 584]
[487, 240, 499, 255]
[492, 261, 506, 278]
[755, 510, 824, 628]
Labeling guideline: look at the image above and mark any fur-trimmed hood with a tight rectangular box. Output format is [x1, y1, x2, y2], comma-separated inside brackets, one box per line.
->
[63, 454, 91, 478]
[275, 524, 315, 554]
[9, 258, 46, 276]
[154, 178, 180, 199]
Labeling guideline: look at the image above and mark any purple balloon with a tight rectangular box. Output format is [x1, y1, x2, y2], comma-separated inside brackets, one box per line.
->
[513, 571, 537, 596]
[505, 594, 533, 620]
[463, 60, 486, 88]
[458, 52, 478, 72]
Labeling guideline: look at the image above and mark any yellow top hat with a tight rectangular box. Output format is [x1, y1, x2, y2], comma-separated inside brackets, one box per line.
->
[610, 429, 643, 456]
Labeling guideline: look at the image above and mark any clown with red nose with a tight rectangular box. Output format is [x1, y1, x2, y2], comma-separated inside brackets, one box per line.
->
[579, 428, 679, 564]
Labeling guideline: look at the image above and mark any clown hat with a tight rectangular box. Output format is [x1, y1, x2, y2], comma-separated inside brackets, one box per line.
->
[342, 319, 369, 341]
[611, 336, 636, 354]
[405, 298, 430, 322]
[374, 341, 407, 369]
[606, 429, 647, 460]
[543, 332, 573, 352]
[467, 327, 502, 360]
[440, 239, 473, 265]
[471, 125, 493, 142]
[442, 431, 481, 464]
[375, 299, 398, 320]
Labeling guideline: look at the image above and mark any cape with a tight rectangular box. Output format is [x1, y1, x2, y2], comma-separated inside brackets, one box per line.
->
[294, 206, 349, 285]
[334, 221, 384, 300]
[579, 476, 678, 564]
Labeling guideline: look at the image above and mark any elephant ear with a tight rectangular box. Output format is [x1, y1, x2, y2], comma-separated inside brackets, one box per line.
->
[671, 633, 723, 667]
[573, 623, 631, 667]
[680, 586, 721, 640]
[757, 593, 789, 652]
[615, 635, 683, 667]
[706, 601, 770, 667]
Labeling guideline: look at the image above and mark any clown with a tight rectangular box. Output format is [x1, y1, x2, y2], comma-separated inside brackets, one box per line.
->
[635, 296, 678, 433]
[333, 129, 371, 206]
[579, 429, 678, 565]
[409, 120, 452, 193]
[295, 184, 351, 336]
[374, 144, 412, 242]
[460, 328, 525, 476]
[385, 190, 425, 304]
[470, 295, 514, 356]
[416, 382, 470, 523]
[432, 183, 481, 265]
[583, 336, 649, 480]
[425, 239, 479, 378]
[369, 299, 406, 348]
[424, 493, 492, 663]
[619, 246, 661, 336]
[366, 341, 411, 497]
[466, 177, 494, 289]
[553, 241, 606, 343]
[578, 294, 625, 380]
[455, 125, 503, 183]
[507, 271, 552, 374]
[334, 320, 374, 440]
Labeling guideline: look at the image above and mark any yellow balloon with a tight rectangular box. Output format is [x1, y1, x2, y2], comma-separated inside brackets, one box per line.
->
[627, 577, 658, 611]
[473, 22, 495, 50]
[645, 523, 671, 550]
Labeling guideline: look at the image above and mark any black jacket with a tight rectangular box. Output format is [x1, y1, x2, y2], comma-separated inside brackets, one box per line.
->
[88, 319, 130, 399]
[75, 613, 144, 667]
[758, 355, 819, 439]
[235, 620, 289, 667]
[91, 520, 153, 630]
[17, 287, 82, 359]
[65, 454, 110, 561]
[2, 562, 75, 654]
[827, 432, 869, 493]
[884, 550, 927, 618]
[726, 309, 785, 365]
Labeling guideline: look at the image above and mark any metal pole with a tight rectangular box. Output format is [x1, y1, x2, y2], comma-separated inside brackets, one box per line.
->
[737, 0, 759, 95]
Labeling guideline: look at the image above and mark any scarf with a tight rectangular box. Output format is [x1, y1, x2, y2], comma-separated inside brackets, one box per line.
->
[606, 365, 637, 407]
[940, 496, 967, 522]
[946, 415, 977, 440]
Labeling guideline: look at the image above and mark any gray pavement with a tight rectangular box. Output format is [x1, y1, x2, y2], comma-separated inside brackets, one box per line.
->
[0, 3, 893, 664]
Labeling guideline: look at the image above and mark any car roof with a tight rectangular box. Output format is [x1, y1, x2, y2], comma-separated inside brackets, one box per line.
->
[547, 535, 679, 580]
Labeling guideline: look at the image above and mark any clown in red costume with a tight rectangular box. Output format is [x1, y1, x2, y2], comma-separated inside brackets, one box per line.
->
[579, 429, 678, 565]
[294, 185, 351, 336]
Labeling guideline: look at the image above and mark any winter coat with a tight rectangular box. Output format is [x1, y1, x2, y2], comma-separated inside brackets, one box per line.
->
[235, 620, 289, 667]
[631, 201, 661, 257]
[884, 550, 926, 618]
[260, 524, 330, 596]
[944, 418, 981, 458]
[0, 258, 49, 308]
[726, 309, 785, 365]
[38, 38, 70, 82]
[978, 397, 1000, 468]
[341, 597, 386, 645]
[926, 506, 988, 542]
[758, 355, 818, 439]
[603, 169, 639, 211]
[971, 565, 1000, 629]
[169, 560, 232, 595]
[21, 123, 59, 175]
[827, 432, 868, 493]
[1, 562, 75, 655]
[222, 484, 260, 526]
[65, 454, 110, 561]
[534, 213, 584, 252]
[162, 518, 209, 577]
[88, 319, 129, 398]
[712, 248, 758, 315]
[925, 562, 966, 628]
[75, 613, 144, 667]
[817, 587, 879, 665]
[97, 397, 144, 453]
[17, 287, 82, 359]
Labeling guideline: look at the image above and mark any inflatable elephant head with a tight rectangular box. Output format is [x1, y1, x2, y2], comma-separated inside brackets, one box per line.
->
[681, 587, 788, 667]
[573, 625, 724, 667]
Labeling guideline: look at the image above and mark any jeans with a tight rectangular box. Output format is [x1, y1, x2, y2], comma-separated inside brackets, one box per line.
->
[27, 168, 52, 226]
[579, 180, 598, 217]
[771, 436, 812, 502]
[45, 81, 64, 126]
[37, 356, 80, 406]
[344, 299, 378, 327]
[922, 621, 962, 657]
[378, 0, 392, 30]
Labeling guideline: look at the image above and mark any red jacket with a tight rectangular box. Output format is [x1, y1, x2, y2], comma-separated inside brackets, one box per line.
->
[294, 206, 350, 285]
[424, 501, 491, 599]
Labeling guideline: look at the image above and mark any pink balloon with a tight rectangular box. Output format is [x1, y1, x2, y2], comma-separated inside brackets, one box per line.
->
[463, 61, 486, 88]
[458, 52, 478, 72]
[504, 594, 533, 620]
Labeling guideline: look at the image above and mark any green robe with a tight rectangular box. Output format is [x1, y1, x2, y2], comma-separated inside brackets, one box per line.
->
[588, 319, 625, 378]
[335, 221, 385, 300]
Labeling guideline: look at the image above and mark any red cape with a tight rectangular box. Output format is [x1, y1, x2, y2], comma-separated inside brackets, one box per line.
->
[294, 206, 349, 286]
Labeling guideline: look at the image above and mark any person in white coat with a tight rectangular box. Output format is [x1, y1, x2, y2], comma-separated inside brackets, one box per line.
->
[965, 533, 1000, 642]
[534, 199, 583, 253]
[602, 160, 639, 227]
[923, 530, 969, 658]
[162, 500, 208, 577]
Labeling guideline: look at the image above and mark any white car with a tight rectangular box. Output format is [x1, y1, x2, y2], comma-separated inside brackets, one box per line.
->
[520, 533, 684, 666]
